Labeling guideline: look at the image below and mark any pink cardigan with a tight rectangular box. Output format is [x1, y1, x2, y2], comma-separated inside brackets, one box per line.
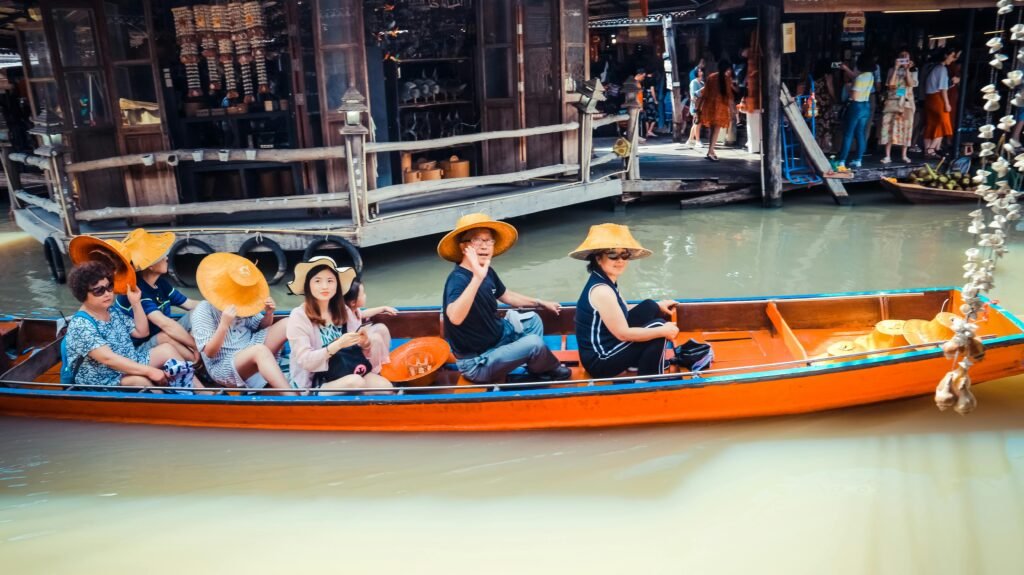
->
[287, 306, 360, 390]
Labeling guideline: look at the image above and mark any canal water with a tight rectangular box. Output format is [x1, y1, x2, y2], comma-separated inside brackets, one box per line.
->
[1, 190, 1023, 574]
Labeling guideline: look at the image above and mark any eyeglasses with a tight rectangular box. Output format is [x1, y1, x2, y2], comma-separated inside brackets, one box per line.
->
[462, 237, 496, 247]
[603, 250, 632, 261]
[89, 282, 114, 297]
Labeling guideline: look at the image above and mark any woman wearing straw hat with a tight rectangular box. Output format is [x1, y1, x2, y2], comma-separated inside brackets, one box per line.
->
[286, 256, 393, 393]
[114, 229, 200, 361]
[189, 253, 295, 394]
[438, 213, 570, 384]
[63, 260, 190, 390]
[571, 224, 679, 379]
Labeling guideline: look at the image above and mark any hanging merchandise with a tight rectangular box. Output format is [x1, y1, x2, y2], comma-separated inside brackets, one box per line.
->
[231, 2, 255, 103]
[245, 1, 270, 94]
[194, 4, 221, 92]
[211, 4, 237, 101]
[171, 6, 202, 97]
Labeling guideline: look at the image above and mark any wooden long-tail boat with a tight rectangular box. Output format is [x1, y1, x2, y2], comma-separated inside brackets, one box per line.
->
[1, 287, 1022, 431]
[881, 177, 979, 204]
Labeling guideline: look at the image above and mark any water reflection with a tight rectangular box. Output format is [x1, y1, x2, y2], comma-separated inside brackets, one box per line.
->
[1, 191, 1023, 573]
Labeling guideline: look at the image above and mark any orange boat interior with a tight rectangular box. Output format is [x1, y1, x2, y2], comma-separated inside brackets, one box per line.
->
[3, 289, 1022, 392]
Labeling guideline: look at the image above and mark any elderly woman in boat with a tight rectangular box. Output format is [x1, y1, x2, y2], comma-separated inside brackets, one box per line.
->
[571, 224, 679, 379]
[114, 229, 200, 362]
[190, 253, 295, 395]
[64, 260, 189, 390]
[439, 213, 570, 383]
[286, 256, 393, 393]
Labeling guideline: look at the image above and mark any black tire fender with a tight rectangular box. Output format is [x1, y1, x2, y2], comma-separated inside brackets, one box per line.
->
[167, 238, 214, 287]
[44, 236, 66, 284]
[302, 235, 363, 275]
[237, 236, 288, 285]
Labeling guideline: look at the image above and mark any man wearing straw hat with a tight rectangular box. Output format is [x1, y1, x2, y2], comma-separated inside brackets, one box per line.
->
[438, 213, 570, 384]
[115, 229, 199, 361]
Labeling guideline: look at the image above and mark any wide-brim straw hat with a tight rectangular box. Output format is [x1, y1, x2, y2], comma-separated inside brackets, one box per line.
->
[288, 255, 357, 296]
[826, 340, 867, 357]
[378, 337, 451, 387]
[903, 312, 959, 346]
[436, 213, 518, 263]
[123, 228, 175, 271]
[568, 223, 653, 260]
[854, 319, 909, 351]
[196, 252, 270, 317]
[68, 235, 137, 295]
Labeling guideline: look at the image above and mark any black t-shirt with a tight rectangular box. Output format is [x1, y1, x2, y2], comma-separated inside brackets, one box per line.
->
[442, 265, 507, 357]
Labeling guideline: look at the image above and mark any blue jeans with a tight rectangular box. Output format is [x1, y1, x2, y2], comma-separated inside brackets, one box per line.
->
[838, 101, 871, 164]
[454, 313, 560, 383]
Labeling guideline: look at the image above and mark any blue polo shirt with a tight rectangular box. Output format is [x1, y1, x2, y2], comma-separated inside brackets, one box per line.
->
[115, 276, 187, 338]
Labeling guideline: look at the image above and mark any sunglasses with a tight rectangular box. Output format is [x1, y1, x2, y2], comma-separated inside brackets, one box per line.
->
[603, 250, 633, 261]
[89, 282, 114, 297]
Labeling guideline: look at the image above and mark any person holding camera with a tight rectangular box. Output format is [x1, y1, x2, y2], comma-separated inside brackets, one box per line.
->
[880, 50, 918, 164]
[836, 53, 876, 169]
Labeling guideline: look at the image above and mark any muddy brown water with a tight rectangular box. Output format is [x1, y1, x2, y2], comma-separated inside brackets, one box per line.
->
[1, 191, 1022, 574]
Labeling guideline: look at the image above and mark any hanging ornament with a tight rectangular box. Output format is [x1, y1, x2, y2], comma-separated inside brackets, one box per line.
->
[171, 6, 202, 97]
[244, 1, 271, 94]
[212, 4, 237, 100]
[230, 2, 255, 104]
[194, 4, 221, 92]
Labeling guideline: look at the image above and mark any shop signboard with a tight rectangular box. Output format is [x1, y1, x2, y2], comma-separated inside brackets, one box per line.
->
[841, 11, 866, 47]
[783, 22, 796, 54]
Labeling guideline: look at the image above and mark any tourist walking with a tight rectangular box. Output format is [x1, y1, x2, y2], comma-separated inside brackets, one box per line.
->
[684, 66, 705, 149]
[698, 57, 735, 162]
[879, 50, 918, 164]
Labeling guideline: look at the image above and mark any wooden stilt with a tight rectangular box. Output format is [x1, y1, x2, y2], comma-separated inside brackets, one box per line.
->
[762, 0, 784, 208]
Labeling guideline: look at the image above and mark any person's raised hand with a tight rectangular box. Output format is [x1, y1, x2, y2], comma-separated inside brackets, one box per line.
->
[126, 284, 142, 307]
[264, 298, 276, 314]
[220, 304, 237, 326]
[463, 246, 489, 280]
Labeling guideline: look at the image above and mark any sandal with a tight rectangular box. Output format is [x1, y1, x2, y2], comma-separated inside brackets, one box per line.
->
[880, 157, 892, 164]
[705, 154, 720, 162]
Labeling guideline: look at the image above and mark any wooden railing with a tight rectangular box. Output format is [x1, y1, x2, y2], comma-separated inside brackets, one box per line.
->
[5, 98, 639, 233]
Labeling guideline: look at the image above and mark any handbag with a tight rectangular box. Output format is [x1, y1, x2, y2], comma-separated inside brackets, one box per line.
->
[313, 327, 372, 387]
[883, 97, 904, 114]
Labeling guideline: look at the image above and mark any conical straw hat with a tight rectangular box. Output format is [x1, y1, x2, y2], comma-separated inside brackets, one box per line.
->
[196, 253, 270, 317]
[68, 235, 137, 294]
[854, 319, 908, 351]
[123, 228, 176, 271]
[568, 223, 652, 260]
[903, 312, 959, 346]
[436, 213, 518, 263]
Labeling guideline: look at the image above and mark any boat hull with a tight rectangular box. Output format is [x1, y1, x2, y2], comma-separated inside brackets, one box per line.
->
[1, 342, 1021, 431]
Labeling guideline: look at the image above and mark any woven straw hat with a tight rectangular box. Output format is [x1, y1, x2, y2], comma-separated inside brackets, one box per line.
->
[68, 235, 137, 294]
[569, 223, 652, 260]
[854, 319, 908, 351]
[288, 256, 357, 296]
[196, 253, 269, 317]
[903, 312, 958, 346]
[826, 340, 866, 357]
[436, 213, 518, 263]
[123, 228, 175, 271]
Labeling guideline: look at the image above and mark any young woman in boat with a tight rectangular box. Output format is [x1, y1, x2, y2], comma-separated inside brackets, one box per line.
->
[342, 276, 396, 374]
[571, 224, 680, 379]
[64, 261, 189, 390]
[114, 229, 200, 362]
[286, 256, 393, 393]
[189, 253, 296, 395]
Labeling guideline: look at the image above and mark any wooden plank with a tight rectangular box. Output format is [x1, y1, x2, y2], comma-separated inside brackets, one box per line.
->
[784, 0, 994, 12]
[623, 179, 729, 194]
[590, 151, 620, 168]
[66, 147, 348, 174]
[14, 190, 61, 214]
[679, 187, 758, 209]
[780, 85, 850, 204]
[365, 122, 580, 155]
[367, 163, 579, 205]
[766, 301, 809, 360]
[593, 114, 629, 129]
[76, 192, 351, 222]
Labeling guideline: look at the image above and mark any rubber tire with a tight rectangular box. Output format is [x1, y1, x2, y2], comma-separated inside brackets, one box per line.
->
[44, 236, 66, 284]
[167, 238, 214, 288]
[302, 236, 363, 275]
[237, 236, 288, 285]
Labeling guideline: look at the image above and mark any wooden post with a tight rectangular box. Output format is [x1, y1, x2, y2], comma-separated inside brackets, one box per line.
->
[50, 154, 80, 236]
[662, 15, 684, 142]
[578, 112, 594, 183]
[339, 87, 370, 226]
[624, 77, 642, 181]
[761, 0, 784, 208]
[952, 9, 975, 155]
[0, 145, 22, 210]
